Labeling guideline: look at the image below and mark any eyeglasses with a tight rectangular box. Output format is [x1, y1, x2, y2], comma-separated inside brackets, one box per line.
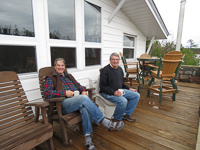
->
[111, 59, 120, 61]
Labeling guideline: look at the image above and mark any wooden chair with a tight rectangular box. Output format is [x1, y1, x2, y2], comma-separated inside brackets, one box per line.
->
[119, 52, 140, 92]
[147, 51, 183, 103]
[0, 71, 54, 150]
[38, 67, 95, 145]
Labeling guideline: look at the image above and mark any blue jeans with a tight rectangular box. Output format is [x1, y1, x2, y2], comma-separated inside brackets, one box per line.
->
[61, 95, 104, 136]
[100, 89, 140, 120]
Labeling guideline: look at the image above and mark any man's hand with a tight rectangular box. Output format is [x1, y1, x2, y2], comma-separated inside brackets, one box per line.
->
[114, 90, 122, 97]
[82, 91, 88, 96]
[65, 90, 74, 97]
[129, 88, 137, 92]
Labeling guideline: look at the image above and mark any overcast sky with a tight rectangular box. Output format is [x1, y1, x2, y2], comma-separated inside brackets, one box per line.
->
[154, 0, 200, 48]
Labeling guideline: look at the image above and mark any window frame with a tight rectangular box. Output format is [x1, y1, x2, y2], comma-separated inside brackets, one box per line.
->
[123, 33, 137, 59]
[83, 0, 103, 68]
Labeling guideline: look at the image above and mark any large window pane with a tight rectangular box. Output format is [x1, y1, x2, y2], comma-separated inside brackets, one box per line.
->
[0, 0, 34, 37]
[51, 47, 76, 68]
[123, 48, 134, 58]
[123, 35, 135, 47]
[84, 1, 101, 43]
[48, 0, 75, 40]
[0, 45, 37, 73]
[85, 48, 101, 66]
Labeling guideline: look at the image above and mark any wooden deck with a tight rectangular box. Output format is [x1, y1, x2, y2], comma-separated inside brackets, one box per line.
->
[36, 82, 200, 150]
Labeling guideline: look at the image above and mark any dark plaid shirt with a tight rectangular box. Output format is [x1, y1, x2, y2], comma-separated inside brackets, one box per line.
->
[43, 73, 86, 99]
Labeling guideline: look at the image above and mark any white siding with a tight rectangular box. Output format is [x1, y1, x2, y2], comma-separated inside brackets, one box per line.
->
[0, 0, 147, 103]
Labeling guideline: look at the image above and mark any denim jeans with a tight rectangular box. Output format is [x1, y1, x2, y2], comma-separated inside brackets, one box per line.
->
[61, 95, 104, 136]
[100, 89, 140, 120]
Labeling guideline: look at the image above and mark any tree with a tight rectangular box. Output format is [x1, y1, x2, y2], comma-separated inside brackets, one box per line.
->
[187, 39, 198, 48]
[147, 39, 200, 66]
[181, 48, 199, 66]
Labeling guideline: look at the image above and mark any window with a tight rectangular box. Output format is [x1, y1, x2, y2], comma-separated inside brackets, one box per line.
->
[48, 0, 75, 40]
[85, 48, 101, 66]
[84, 1, 101, 43]
[0, 0, 34, 37]
[0, 45, 37, 73]
[51, 47, 76, 68]
[123, 34, 136, 58]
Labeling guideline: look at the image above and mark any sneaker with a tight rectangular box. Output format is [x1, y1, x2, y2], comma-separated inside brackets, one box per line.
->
[86, 142, 97, 150]
[123, 115, 136, 122]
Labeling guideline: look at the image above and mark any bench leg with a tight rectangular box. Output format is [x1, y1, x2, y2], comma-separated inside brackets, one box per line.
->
[47, 137, 54, 150]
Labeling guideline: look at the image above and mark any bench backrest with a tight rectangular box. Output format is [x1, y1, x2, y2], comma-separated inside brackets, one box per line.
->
[0, 71, 35, 144]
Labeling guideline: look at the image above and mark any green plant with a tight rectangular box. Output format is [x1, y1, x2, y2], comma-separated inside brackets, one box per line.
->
[181, 48, 199, 66]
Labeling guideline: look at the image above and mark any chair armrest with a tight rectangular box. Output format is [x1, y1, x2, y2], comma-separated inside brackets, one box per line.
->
[148, 64, 159, 68]
[44, 97, 65, 103]
[124, 77, 137, 80]
[124, 62, 138, 65]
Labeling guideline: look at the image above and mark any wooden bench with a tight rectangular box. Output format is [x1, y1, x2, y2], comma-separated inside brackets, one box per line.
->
[0, 71, 54, 150]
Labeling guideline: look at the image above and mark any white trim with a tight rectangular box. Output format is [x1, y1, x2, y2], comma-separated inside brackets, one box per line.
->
[145, 0, 169, 38]
[146, 36, 155, 54]
[108, 0, 126, 23]
[83, 0, 103, 69]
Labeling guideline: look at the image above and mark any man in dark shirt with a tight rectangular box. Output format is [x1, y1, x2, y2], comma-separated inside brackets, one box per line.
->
[100, 52, 140, 122]
[44, 58, 124, 150]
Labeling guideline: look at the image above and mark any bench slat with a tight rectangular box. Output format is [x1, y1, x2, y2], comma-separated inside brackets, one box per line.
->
[0, 80, 21, 87]
[0, 107, 31, 120]
[0, 88, 24, 97]
[0, 118, 35, 136]
[0, 114, 34, 130]
[0, 93, 25, 104]
[1, 110, 33, 125]
[0, 123, 52, 149]
[0, 99, 28, 111]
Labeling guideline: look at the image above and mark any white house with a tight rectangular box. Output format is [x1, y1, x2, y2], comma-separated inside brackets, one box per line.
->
[0, 0, 169, 103]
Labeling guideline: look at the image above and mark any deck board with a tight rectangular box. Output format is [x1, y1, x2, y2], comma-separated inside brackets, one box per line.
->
[36, 82, 200, 150]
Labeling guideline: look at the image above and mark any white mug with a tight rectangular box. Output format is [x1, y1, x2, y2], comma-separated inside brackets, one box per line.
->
[74, 90, 79, 96]
[118, 89, 125, 95]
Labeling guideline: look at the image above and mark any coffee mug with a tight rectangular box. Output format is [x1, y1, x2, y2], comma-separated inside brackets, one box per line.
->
[74, 90, 79, 96]
[118, 89, 125, 95]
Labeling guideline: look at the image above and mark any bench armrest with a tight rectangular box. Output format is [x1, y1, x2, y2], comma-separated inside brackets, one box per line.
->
[25, 101, 50, 124]
[25, 102, 49, 107]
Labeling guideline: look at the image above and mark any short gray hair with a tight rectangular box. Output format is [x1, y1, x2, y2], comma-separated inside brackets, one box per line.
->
[54, 58, 65, 66]
[110, 52, 120, 60]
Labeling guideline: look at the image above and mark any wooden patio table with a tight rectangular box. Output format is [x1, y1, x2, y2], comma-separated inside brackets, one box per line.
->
[137, 57, 160, 87]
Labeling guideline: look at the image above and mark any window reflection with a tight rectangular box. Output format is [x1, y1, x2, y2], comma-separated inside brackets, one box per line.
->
[123, 48, 134, 58]
[85, 48, 101, 66]
[51, 47, 76, 68]
[84, 1, 101, 43]
[0, 0, 34, 37]
[0, 45, 37, 73]
[123, 34, 135, 58]
[48, 0, 75, 40]
[123, 35, 135, 47]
